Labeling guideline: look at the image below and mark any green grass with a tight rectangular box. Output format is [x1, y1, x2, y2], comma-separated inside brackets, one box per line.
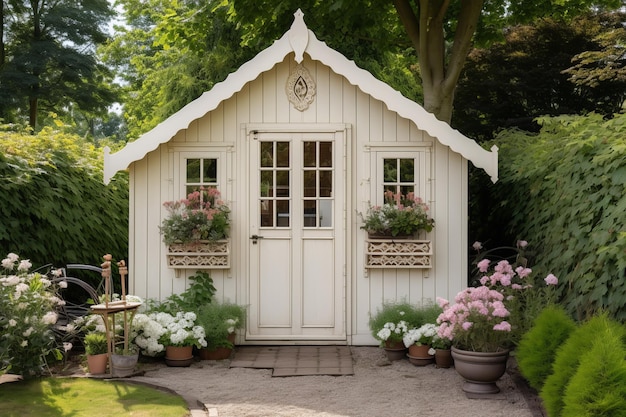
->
[0, 377, 189, 417]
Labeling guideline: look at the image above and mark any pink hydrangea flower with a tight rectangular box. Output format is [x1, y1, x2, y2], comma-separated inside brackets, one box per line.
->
[477, 259, 491, 273]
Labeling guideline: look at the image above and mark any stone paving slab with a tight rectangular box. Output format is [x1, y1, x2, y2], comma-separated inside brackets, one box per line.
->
[229, 345, 354, 376]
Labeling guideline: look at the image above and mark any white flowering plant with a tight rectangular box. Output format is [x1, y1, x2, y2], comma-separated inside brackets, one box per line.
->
[403, 323, 438, 348]
[0, 253, 68, 378]
[132, 311, 207, 356]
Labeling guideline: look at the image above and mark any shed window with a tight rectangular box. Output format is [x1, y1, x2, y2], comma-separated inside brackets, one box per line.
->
[185, 158, 218, 195]
[383, 158, 415, 195]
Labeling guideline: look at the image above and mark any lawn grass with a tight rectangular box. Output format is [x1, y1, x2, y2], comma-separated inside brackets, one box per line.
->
[0, 377, 189, 417]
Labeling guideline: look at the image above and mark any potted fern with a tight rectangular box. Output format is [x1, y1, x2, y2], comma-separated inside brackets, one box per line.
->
[84, 332, 108, 375]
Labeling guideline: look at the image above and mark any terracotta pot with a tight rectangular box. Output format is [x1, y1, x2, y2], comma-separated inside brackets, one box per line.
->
[111, 353, 139, 377]
[199, 332, 236, 360]
[165, 345, 194, 367]
[86, 353, 108, 375]
[451, 347, 509, 395]
[407, 344, 434, 366]
[383, 340, 406, 361]
[434, 349, 453, 368]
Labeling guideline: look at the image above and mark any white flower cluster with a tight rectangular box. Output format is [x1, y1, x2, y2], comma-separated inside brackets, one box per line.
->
[132, 311, 207, 356]
[376, 320, 408, 341]
[403, 323, 438, 347]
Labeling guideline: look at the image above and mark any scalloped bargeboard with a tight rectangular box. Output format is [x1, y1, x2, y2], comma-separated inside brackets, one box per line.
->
[229, 346, 353, 377]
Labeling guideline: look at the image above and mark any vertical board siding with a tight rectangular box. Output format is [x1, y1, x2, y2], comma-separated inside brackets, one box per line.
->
[130, 56, 465, 345]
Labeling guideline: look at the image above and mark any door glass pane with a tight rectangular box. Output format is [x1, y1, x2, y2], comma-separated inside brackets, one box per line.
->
[260, 142, 274, 167]
[303, 200, 316, 227]
[303, 141, 316, 167]
[277, 142, 290, 167]
[303, 171, 316, 197]
[319, 171, 332, 197]
[260, 200, 273, 227]
[319, 142, 332, 167]
[319, 200, 332, 227]
[276, 170, 290, 197]
[187, 159, 201, 183]
[276, 200, 290, 227]
[260, 171, 273, 198]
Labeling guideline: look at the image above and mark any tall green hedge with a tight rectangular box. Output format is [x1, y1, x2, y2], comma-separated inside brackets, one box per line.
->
[0, 126, 128, 270]
[491, 113, 626, 321]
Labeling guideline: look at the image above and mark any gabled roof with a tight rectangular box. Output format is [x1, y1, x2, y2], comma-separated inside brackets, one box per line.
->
[104, 9, 498, 184]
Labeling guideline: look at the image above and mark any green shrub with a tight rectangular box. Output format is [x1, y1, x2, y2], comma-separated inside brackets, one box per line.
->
[196, 302, 246, 350]
[561, 322, 626, 417]
[541, 314, 626, 417]
[489, 113, 626, 321]
[516, 305, 577, 390]
[83, 332, 108, 355]
[0, 127, 129, 269]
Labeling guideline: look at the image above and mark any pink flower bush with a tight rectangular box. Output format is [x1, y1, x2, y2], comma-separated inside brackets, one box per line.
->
[437, 286, 512, 352]
[441, 241, 561, 351]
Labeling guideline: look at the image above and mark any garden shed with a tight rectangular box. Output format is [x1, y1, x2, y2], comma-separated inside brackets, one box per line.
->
[103, 10, 498, 345]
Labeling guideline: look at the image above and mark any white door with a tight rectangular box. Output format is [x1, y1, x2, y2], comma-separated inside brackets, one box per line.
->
[247, 130, 346, 342]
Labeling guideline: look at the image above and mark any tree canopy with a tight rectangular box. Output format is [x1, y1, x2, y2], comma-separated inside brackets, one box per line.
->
[0, 0, 118, 129]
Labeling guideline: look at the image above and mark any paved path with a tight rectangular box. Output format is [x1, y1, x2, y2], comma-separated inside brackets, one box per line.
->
[130, 346, 541, 417]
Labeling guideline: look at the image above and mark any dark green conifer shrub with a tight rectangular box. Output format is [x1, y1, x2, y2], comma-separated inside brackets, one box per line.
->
[541, 314, 626, 417]
[516, 305, 576, 390]
[561, 322, 626, 417]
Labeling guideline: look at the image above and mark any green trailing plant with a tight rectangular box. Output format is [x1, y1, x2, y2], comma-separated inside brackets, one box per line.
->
[540, 314, 626, 417]
[490, 113, 626, 321]
[561, 324, 626, 417]
[196, 302, 246, 350]
[83, 332, 108, 356]
[516, 305, 577, 391]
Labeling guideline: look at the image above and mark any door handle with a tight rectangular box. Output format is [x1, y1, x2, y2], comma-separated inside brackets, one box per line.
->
[250, 234, 264, 244]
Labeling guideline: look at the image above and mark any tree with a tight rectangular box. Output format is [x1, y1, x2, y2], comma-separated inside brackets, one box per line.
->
[225, 0, 624, 123]
[0, 0, 118, 129]
[453, 13, 626, 141]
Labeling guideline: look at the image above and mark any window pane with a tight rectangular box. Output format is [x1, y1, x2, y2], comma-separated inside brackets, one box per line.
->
[303, 200, 316, 227]
[276, 170, 290, 197]
[383, 159, 397, 182]
[186, 159, 201, 183]
[203, 159, 217, 182]
[319, 142, 332, 167]
[400, 185, 414, 195]
[276, 200, 290, 227]
[319, 171, 332, 197]
[303, 171, 316, 197]
[260, 142, 273, 167]
[399, 159, 414, 182]
[277, 142, 290, 167]
[303, 141, 316, 167]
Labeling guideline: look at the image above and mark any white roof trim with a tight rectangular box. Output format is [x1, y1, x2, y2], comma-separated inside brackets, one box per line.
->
[104, 9, 498, 184]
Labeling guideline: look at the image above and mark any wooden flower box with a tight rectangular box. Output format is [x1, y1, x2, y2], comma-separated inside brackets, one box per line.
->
[366, 239, 432, 269]
[167, 240, 230, 274]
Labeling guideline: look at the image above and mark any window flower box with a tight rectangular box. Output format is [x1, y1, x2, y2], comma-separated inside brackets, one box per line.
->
[167, 240, 230, 273]
[366, 239, 432, 269]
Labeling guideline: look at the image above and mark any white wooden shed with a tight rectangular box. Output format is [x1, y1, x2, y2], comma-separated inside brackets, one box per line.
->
[103, 10, 498, 345]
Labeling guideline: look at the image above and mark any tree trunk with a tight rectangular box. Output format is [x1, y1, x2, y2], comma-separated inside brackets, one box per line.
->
[393, 0, 484, 124]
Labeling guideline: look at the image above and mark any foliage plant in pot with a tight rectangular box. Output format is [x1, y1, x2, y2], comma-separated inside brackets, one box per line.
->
[196, 301, 246, 360]
[430, 334, 453, 369]
[84, 332, 108, 375]
[360, 191, 434, 238]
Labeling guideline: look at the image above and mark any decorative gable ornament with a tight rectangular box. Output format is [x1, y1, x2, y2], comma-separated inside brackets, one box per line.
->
[286, 64, 316, 111]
